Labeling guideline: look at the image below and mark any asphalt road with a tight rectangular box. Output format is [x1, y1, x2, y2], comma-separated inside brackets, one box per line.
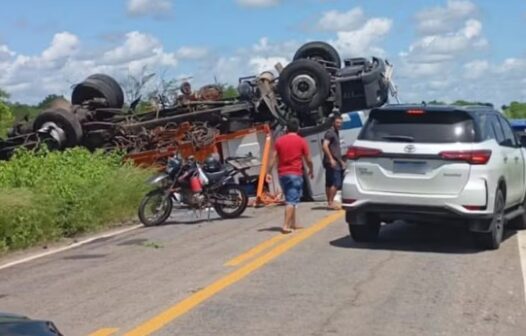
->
[0, 204, 525, 336]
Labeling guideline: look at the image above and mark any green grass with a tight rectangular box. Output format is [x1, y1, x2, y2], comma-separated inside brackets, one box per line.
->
[0, 148, 152, 253]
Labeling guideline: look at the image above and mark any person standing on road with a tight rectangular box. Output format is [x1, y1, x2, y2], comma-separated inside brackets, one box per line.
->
[268, 118, 314, 234]
[323, 114, 345, 210]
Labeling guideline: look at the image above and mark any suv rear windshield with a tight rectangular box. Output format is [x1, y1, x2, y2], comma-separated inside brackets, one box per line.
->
[359, 109, 477, 143]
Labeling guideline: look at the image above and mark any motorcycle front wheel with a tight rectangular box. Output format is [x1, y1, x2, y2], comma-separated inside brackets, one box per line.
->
[138, 189, 173, 226]
[214, 185, 248, 219]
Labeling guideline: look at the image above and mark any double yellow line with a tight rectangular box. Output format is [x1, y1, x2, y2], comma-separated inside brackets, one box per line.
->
[89, 211, 344, 336]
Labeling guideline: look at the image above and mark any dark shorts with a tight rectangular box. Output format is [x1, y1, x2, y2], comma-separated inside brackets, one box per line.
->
[279, 175, 304, 206]
[325, 166, 343, 189]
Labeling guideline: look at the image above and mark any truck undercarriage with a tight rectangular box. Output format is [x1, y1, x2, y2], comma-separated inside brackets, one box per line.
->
[0, 41, 396, 161]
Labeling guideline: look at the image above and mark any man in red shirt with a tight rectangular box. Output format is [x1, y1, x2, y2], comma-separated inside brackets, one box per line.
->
[268, 118, 314, 233]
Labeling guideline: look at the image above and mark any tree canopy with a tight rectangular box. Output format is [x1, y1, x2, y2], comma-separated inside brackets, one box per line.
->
[38, 94, 66, 109]
[0, 101, 14, 138]
[503, 102, 526, 119]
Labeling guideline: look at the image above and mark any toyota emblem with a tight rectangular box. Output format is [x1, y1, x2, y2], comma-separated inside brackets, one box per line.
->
[404, 145, 416, 153]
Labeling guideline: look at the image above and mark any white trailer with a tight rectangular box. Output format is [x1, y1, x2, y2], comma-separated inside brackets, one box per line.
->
[221, 111, 368, 202]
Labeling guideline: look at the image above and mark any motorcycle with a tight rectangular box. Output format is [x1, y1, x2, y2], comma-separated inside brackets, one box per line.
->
[138, 154, 249, 226]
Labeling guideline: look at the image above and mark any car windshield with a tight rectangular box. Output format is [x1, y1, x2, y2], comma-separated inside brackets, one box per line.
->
[359, 109, 477, 143]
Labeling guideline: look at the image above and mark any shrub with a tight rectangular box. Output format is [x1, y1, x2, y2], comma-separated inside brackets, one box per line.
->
[0, 148, 151, 252]
[0, 101, 14, 138]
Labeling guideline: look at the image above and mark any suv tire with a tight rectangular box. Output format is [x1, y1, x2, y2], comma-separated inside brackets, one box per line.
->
[473, 190, 505, 250]
[348, 213, 381, 242]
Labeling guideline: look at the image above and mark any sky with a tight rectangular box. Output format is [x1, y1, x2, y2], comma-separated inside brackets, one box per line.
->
[1, 0, 526, 107]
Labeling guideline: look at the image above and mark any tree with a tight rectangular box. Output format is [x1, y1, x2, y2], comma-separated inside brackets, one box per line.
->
[427, 100, 446, 105]
[7, 102, 40, 120]
[0, 101, 14, 138]
[147, 76, 181, 107]
[503, 102, 526, 119]
[452, 100, 493, 107]
[223, 85, 238, 99]
[0, 88, 9, 102]
[123, 66, 156, 104]
[38, 94, 66, 109]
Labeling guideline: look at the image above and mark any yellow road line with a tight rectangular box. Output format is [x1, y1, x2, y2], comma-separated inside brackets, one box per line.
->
[87, 328, 119, 336]
[122, 211, 344, 336]
[225, 233, 289, 266]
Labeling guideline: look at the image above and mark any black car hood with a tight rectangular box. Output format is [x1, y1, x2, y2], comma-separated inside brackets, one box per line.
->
[0, 313, 63, 336]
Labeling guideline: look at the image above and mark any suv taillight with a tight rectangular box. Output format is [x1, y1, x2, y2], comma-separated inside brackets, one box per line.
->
[439, 150, 492, 165]
[346, 146, 383, 160]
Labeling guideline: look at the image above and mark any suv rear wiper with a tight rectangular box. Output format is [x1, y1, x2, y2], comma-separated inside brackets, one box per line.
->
[381, 135, 415, 142]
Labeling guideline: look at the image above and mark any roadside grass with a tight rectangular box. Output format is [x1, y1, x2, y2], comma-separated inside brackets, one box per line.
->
[0, 148, 151, 253]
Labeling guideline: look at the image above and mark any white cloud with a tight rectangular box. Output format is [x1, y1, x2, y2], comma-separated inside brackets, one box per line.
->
[397, 0, 487, 105]
[393, 1, 516, 106]
[206, 11, 391, 90]
[316, 8, 365, 32]
[463, 60, 489, 79]
[236, 0, 279, 8]
[249, 56, 288, 74]
[401, 19, 487, 67]
[495, 58, 526, 74]
[41, 32, 79, 62]
[176, 47, 208, 60]
[0, 45, 15, 63]
[103, 31, 162, 64]
[127, 0, 173, 18]
[0, 31, 216, 103]
[399, 61, 449, 78]
[396, 55, 526, 107]
[205, 38, 298, 85]
[330, 18, 392, 57]
[416, 0, 477, 35]
[410, 20, 485, 61]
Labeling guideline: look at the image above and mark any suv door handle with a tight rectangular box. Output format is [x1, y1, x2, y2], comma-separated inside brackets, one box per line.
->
[515, 157, 520, 162]
[504, 156, 509, 163]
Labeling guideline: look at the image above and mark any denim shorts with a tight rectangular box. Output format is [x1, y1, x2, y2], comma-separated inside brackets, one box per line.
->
[325, 167, 343, 189]
[279, 175, 304, 206]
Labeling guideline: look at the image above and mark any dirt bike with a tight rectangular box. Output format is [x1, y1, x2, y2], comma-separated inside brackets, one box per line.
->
[138, 155, 249, 226]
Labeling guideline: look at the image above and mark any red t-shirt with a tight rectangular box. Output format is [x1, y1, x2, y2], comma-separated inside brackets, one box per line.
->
[274, 133, 309, 176]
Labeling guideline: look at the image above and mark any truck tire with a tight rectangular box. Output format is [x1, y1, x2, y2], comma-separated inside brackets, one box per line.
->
[348, 213, 381, 242]
[278, 59, 331, 113]
[87, 74, 125, 108]
[33, 108, 83, 148]
[72, 75, 124, 108]
[473, 190, 505, 250]
[294, 41, 342, 69]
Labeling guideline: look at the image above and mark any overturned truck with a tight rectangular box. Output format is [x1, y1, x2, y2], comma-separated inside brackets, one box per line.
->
[0, 42, 396, 160]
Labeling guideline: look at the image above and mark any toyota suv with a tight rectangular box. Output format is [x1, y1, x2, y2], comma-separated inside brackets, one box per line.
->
[341, 104, 526, 250]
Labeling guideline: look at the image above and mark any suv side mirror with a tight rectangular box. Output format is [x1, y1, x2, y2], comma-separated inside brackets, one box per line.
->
[520, 135, 526, 148]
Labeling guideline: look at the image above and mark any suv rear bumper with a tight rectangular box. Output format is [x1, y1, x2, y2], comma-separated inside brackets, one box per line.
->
[341, 167, 493, 219]
[344, 203, 493, 222]
[344, 203, 494, 233]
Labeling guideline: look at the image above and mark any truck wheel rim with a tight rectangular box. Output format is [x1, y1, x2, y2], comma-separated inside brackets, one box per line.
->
[38, 122, 67, 147]
[291, 74, 317, 102]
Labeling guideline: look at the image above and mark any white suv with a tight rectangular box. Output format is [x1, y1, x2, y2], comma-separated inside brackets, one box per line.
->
[342, 104, 526, 250]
